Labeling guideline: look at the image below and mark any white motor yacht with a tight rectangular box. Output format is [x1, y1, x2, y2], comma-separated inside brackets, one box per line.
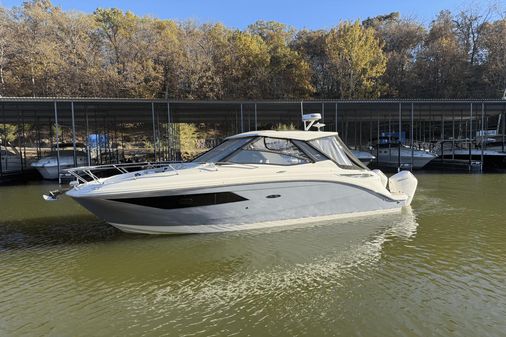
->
[371, 137, 436, 169]
[32, 143, 88, 179]
[351, 150, 375, 166]
[59, 121, 418, 234]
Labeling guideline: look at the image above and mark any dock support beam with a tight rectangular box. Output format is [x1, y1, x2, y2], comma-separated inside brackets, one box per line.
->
[398, 102, 401, 171]
[71, 102, 77, 167]
[240, 104, 244, 133]
[167, 101, 171, 161]
[335, 102, 338, 133]
[469, 103, 473, 168]
[411, 103, 414, 170]
[54, 101, 61, 184]
[151, 102, 157, 162]
[481, 102, 484, 172]
[321, 102, 325, 128]
[0, 103, 3, 176]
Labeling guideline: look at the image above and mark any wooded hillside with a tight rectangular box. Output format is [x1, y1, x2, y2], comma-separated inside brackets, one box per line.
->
[0, 1, 505, 99]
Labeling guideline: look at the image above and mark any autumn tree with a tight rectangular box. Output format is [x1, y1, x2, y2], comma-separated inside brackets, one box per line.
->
[248, 21, 314, 98]
[413, 11, 467, 98]
[0, 7, 13, 96]
[481, 18, 506, 97]
[221, 31, 270, 98]
[150, 19, 183, 99]
[292, 29, 334, 97]
[1, 0, 506, 99]
[9, 0, 66, 96]
[325, 20, 387, 98]
[93, 8, 163, 97]
[364, 13, 425, 97]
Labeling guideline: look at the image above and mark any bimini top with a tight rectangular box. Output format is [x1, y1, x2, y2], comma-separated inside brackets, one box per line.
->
[226, 130, 338, 141]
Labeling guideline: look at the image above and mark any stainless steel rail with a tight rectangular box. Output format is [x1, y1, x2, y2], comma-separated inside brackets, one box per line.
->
[63, 161, 185, 185]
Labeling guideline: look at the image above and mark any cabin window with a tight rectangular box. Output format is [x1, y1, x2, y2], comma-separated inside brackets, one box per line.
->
[227, 137, 310, 165]
[193, 137, 252, 163]
[292, 140, 327, 162]
[309, 136, 367, 169]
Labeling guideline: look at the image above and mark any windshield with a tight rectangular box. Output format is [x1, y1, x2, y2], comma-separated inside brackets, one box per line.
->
[192, 138, 252, 163]
[227, 137, 311, 165]
[309, 136, 367, 169]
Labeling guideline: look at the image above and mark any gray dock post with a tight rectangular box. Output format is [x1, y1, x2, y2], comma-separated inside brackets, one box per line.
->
[335, 102, 338, 132]
[240, 103, 244, 133]
[411, 103, 414, 170]
[71, 102, 77, 167]
[502, 112, 505, 153]
[469, 103, 473, 169]
[151, 102, 156, 162]
[85, 107, 90, 166]
[481, 102, 484, 172]
[398, 102, 401, 171]
[54, 101, 61, 184]
[167, 100, 172, 161]
[0, 103, 3, 176]
[321, 102, 325, 128]
[376, 111, 380, 165]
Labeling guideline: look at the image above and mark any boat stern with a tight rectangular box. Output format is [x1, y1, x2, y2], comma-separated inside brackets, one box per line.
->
[388, 170, 418, 206]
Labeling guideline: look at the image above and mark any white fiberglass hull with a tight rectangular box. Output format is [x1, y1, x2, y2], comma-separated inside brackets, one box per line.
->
[64, 131, 418, 235]
[373, 148, 435, 169]
[70, 179, 409, 234]
[110, 208, 402, 234]
[33, 165, 68, 180]
[32, 154, 87, 179]
[351, 151, 375, 166]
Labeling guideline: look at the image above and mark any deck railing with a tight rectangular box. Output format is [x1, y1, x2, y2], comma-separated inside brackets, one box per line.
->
[63, 161, 185, 185]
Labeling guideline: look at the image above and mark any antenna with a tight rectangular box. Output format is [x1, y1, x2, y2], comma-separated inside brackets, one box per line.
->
[302, 113, 325, 131]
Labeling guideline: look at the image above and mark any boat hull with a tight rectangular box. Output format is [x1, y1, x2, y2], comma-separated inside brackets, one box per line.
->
[32, 154, 88, 179]
[71, 181, 406, 234]
[351, 151, 375, 166]
[109, 208, 402, 234]
[33, 165, 68, 179]
[374, 155, 434, 169]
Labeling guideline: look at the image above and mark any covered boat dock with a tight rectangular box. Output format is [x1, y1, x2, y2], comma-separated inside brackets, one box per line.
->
[1, 97, 505, 181]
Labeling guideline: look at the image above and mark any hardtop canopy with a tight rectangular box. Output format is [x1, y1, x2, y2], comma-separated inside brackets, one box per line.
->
[226, 130, 339, 142]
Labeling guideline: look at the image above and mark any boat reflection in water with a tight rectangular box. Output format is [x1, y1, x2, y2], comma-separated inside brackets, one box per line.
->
[95, 208, 420, 323]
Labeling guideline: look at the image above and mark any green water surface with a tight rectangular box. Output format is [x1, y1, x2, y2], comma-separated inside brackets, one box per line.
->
[0, 174, 505, 337]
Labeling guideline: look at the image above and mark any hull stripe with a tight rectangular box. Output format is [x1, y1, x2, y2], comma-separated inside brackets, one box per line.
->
[109, 192, 248, 209]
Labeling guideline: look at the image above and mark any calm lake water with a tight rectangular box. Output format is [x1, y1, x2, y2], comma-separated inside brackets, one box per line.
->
[1, 174, 505, 337]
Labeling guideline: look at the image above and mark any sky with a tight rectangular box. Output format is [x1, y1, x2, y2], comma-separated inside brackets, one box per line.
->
[0, 0, 500, 29]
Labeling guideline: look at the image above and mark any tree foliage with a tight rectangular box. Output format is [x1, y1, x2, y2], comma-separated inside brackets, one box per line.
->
[325, 21, 387, 98]
[0, 1, 505, 99]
